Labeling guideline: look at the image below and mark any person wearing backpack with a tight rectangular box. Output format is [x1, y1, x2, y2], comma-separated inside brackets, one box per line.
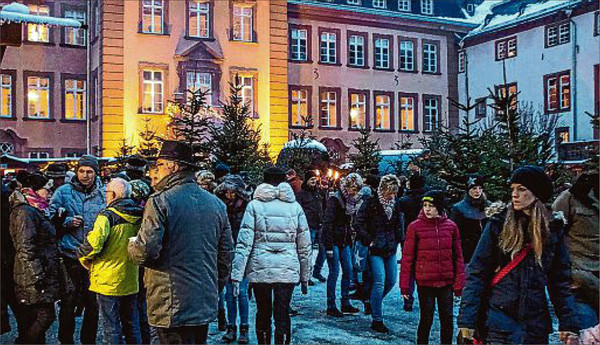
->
[458, 166, 581, 344]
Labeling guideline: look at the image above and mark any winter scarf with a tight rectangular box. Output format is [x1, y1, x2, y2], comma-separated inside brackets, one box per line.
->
[22, 188, 50, 212]
[340, 183, 361, 216]
[499, 199, 550, 266]
[378, 189, 396, 219]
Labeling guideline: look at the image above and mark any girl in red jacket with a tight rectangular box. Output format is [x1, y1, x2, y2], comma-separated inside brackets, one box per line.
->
[400, 190, 466, 344]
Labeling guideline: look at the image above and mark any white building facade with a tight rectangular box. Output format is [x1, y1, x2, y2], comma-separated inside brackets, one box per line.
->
[458, 0, 599, 148]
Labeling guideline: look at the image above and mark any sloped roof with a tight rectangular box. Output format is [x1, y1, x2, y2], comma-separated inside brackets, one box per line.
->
[174, 38, 224, 61]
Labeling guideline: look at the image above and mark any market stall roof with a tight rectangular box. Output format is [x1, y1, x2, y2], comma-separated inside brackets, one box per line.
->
[283, 138, 328, 152]
[1, 2, 81, 27]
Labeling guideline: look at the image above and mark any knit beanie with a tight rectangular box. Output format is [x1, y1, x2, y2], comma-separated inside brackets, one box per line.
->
[509, 166, 553, 203]
[422, 190, 446, 212]
[466, 174, 484, 191]
[78, 155, 100, 174]
[45, 163, 68, 179]
[263, 167, 286, 186]
[17, 171, 49, 191]
[409, 174, 425, 190]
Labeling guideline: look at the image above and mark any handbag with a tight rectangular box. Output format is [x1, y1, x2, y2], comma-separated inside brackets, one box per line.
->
[458, 244, 533, 345]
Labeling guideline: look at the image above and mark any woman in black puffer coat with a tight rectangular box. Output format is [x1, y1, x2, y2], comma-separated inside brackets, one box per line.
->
[9, 172, 59, 344]
[458, 166, 581, 344]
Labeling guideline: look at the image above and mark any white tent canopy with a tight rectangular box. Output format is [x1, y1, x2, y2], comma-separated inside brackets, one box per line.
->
[283, 138, 328, 152]
[1, 2, 81, 27]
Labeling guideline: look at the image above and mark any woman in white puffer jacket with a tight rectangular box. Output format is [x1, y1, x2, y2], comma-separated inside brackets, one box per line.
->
[231, 167, 312, 345]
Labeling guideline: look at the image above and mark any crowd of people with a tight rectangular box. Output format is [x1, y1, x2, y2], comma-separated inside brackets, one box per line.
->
[1, 139, 598, 345]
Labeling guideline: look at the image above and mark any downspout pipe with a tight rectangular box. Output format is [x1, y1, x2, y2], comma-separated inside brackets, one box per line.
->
[86, 0, 92, 154]
[567, 9, 578, 141]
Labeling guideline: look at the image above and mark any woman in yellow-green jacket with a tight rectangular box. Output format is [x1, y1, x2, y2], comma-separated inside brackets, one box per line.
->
[77, 178, 143, 344]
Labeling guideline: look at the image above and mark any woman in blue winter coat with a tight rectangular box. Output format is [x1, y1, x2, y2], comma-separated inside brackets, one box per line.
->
[458, 166, 581, 344]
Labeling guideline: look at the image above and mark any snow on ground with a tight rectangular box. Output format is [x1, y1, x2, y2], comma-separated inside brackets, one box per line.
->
[1, 247, 563, 344]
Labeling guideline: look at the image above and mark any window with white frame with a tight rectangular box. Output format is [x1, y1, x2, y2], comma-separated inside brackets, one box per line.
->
[348, 35, 365, 67]
[1, 74, 12, 117]
[238, 76, 254, 115]
[420, 0, 433, 15]
[475, 97, 487, 118]
[291, 88, 309, 126]
[320, 91, 338, 127]
[28, 152, 50, 159]
[64, 152, 83, 158]
[186, 72, 212, 104]
[466, 3, 474, 14]
[375, 94, 391, 130]
[64, 10, 86, 46]
[0, 143, 14, 155]
[400, 95, 415, 131]
[349, 93, 367, 129]
[374, 37, 390, 69]
[291, 28, 308, 61]
[545, 71, 570, 113]
[233, 4, 253, 42]
[189, 0, 210, 38]
[27, 76, 50, 118]
[65, 79, 86, 120]
[400, 40, 415, 72]
[458, 51, 466, 73]
[496, 37, 517, 60]
[423, 42, 438, 73]
[372, 0, 386, 9]
[27, 5, 50, 42]
[398, 0, 410, 11]
[496, 83, 518, 115]
[546, 22, 570, 47]
[423, 96, 439, 132]
[142, 70, 164, 114]
[320, 32, 337, 64]
[347, 0, 361, 4]
[141, 0, 165, 34]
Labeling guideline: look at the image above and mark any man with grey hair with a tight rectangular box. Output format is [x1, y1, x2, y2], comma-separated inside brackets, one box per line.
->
[77, 177, 144, 344]
[129, 141, 233, 344]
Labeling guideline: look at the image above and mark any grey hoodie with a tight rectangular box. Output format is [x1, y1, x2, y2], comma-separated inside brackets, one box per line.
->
[231, 182, 312, 284]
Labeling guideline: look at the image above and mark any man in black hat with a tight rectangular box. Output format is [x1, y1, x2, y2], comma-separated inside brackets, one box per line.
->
[45, 163, 69, 192]
[128, 140, 233, 344]
[450, 174, 491, 264]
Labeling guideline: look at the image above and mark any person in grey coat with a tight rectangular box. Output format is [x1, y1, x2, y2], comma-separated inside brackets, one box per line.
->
[49, 155, 105, 345]
[128, 141, 233, 345]
[231, 167, 312, 345]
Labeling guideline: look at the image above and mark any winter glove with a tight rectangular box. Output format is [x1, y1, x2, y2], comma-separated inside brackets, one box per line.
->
[580, 324, 600, 345]
[301, 281, 308, 295]
[232, 280, 240, 298]
[559, 331, 579, 345]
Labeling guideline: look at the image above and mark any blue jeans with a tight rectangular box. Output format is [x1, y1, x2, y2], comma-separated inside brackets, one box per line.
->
[225, 279, 249, 327]
[96, 293, 141, 344]
[369, 254, 398, 322]
[311, 228, 327, 275]
[575, 300, 599, 329]
[327, 245, 353, 309]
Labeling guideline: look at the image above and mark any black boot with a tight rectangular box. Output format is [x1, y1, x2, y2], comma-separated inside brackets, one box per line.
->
[257, 328, 271, 345]
[238, 325, 249, 344]
[221, 325, 237, 343]
[218, 308, 226, 331]
[371, 320, 390, 333]
[363, 302, 372, 315]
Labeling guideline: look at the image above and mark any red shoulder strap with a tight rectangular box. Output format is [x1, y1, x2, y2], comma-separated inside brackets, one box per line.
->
[490, 244, 532, 288]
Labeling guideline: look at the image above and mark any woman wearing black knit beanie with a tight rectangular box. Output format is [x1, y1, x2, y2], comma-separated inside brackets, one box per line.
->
[458, 166, 581, 344]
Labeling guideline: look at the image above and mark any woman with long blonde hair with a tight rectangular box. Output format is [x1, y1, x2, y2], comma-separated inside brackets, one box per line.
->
[458, 166, 581, 344]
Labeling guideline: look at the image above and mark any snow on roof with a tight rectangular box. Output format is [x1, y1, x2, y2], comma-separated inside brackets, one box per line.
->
[283, 138, 328, 152]
[464, 0, 582, 38]
[1, 2, 82, 27]
[2, 2, 28, 14]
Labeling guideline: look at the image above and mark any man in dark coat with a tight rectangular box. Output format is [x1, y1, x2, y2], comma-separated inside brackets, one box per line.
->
[128, 141, 233, 344]
[450, 175, 491, 264]
[296, 170, 327, 283]
[397, 174, 427, 311]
